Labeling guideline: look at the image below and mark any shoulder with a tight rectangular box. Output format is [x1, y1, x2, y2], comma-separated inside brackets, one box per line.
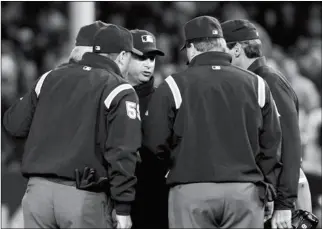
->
[259, 65, 296, 95]
[230, 65, 260, 80]
[103, 83, 136, 109]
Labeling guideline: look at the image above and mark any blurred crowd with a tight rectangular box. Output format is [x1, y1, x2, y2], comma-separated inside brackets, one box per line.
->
[1, 1, 321, 227]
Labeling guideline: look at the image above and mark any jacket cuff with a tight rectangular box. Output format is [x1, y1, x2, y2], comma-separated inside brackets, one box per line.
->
[114, 202, 131, 215]
[274, 199, 294, 210]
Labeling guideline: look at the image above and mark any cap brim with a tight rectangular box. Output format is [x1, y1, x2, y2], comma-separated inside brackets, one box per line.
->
[144, 49, 165, 56]
[132, 48, 143, 56]
[180, 43, 186, 51]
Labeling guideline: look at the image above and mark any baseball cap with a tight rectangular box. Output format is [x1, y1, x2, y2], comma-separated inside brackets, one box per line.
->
[93, 25, 143, 56]
[180, 16, 223, 50]
[75, 20, 110, 46]
[221, 19, 260, 43]
[130, 29, 165, 56]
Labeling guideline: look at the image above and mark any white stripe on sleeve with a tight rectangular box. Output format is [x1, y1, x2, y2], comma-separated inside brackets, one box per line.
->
[165, 75, 182, 109]
[299, 176, 307, 184]
[35, 70, 52, 97]
[104, 84, 134, 109]
[256, 75, 266, 108]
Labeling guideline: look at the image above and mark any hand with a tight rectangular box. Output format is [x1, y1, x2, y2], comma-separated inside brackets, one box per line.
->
[271, 209, 292, 229]
[75, 167, 109, 192]
[115, 214, 132, 229]
[264, 201, 274, 222]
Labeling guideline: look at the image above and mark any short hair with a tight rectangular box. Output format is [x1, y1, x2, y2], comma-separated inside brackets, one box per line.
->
[69, 46, 93, 62]
[187, 37, 227, 53]
[99, 53, 119, 61]
[226, 39, 263, 58]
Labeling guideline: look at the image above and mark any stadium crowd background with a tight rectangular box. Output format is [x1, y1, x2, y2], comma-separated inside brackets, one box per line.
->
[1, 1, 321, 227]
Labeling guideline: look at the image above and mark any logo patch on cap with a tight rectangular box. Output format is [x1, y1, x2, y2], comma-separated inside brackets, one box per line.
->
[212, 66, 221, 70]
[95, 46, 101, 51]
[141, 35, 154, 43]
[212, 29, 218, 35]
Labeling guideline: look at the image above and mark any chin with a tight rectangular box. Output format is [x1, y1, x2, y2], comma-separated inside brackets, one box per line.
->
[139, 75, 151, 82]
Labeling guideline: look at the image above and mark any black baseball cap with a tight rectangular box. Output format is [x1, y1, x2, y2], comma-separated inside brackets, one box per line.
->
[221, 19, 260, 43]
[93, 25, 143, 56]
[75, 20, 110, 46]
[180, 16, 223, 50]
[130, 29, 165, 56]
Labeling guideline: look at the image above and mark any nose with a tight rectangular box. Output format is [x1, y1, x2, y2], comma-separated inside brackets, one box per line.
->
[144, 59, 154, 68]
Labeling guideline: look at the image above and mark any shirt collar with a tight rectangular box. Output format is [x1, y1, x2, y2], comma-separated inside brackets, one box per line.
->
[79, 53, 122, 75]
[247, 56, 267, 73]
[188, 52, 232, 67]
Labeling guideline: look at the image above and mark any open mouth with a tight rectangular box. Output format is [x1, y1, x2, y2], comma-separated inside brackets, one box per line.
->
[142, 71, 152, 77]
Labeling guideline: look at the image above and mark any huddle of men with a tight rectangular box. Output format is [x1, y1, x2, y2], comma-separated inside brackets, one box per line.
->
[2, 15, 310, 229]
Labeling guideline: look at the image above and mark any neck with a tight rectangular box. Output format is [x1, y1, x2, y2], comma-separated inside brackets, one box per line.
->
[189, 50, 203, 62]
[242, 57, 257, 69]
[126, 74, 141, 86]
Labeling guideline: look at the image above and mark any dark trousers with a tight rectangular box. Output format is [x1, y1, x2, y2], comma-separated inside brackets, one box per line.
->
[168, 182, 265, 228]
[22, 177, 114, 228]
[132, 161, 169, 229]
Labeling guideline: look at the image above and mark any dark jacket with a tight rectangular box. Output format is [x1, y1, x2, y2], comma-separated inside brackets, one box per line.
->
[143, 52, 282, 201]
[132, 77, 169, 229]
[134, 77, 155, 118]
[3, 53, 141, 215]
[248, 57, 302, 210]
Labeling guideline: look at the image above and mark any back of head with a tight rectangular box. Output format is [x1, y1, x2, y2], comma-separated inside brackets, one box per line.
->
[70, 21, 110, 62]
[75, 20, 110, 47]
[250, 21, 272, 58]
[222, 19, 262, 59]
[181, 15, 227, 53]
[92, 24, 143, 76]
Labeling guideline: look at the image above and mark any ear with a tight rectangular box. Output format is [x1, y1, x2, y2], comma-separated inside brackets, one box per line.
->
[234, 43, 242, 58]
[116, 51, 126, 65]
[189, 43, 196, 55]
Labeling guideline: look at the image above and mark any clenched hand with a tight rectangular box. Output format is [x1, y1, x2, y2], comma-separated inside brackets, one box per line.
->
[271, 209, 292, 229]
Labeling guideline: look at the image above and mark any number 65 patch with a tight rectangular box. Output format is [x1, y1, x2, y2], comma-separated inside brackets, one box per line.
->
[125, 101, 141, 120]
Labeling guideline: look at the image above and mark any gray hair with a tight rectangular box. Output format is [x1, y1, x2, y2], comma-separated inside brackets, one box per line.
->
[99, 53, 119, 61]
[69, 46, 93, 62]
[188, 37, 228, 53]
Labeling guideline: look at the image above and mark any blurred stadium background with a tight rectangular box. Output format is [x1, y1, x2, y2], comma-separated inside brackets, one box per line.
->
[1, 1, 321, 227]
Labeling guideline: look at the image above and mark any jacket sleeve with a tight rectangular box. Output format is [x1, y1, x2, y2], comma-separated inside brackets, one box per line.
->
[3, 71, 51, 137]
[257, 79, 283, 194]
[270, 80, 302, 210]
[142, 80, 176, 160]
[103, 84, 141, 215]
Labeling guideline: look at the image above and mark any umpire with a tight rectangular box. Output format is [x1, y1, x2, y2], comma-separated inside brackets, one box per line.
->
[3, 24, 142, 228]
[126, 29, 168, 229]
[222, 19, 303, 229]
[142, 16, 282, 228]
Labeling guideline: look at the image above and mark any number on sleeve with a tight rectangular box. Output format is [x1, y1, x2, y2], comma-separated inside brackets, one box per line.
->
[125, 101, 140, 120]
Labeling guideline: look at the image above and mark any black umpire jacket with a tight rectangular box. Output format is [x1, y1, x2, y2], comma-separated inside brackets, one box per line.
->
[248, 57, 302, 210]
[142, 51, 282, 202]
[2, 53, 141, 215]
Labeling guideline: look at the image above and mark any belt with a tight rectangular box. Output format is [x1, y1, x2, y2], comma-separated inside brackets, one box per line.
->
[43, 177, 76, 186]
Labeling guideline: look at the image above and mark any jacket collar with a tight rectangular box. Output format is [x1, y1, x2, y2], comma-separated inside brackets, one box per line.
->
[247, 57, 266, 73]
[134, 76, 155, 98]
[189, 51, 232, 67]
[79, 53, 122, 75]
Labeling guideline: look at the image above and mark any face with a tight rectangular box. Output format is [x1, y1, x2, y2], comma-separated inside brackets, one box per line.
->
[128, 53, 156, 84]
